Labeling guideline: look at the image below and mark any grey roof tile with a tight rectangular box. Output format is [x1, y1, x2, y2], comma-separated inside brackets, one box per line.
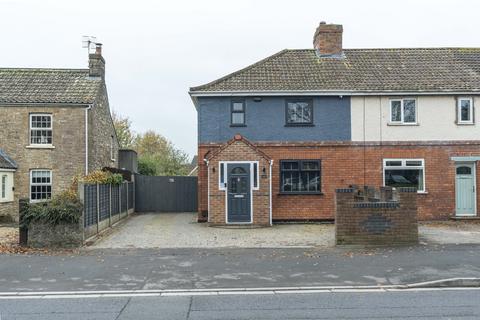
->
[0, 68, 102, 104]
[0, 149, 17, 170]
[190, 48, 480, 93]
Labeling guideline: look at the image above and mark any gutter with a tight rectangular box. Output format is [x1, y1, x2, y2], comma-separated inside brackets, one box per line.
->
[85, 104, 93, 175]
[269, 160, 273, 226]
[204, 158, 210, 222]
[189, 90, 480, 97]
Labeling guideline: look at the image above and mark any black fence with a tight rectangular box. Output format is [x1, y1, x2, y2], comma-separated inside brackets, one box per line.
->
[135, 175, 197, 212]
[83, 182, 134, 232]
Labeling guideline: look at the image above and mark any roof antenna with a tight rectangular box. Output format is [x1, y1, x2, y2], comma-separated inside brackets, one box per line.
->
[81, 36, 99, 57]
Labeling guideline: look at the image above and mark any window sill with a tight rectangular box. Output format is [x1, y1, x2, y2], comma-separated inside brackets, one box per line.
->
[230, 124, 247, 127]
[456, 122, 475, 126]
[278, 192, 323, 196]
[26, 145, 55, 149]
[0, 200, 14, 204]
[387, 123, 419, 126]
[417, 191, 428, 195]
[284, 124, 315, 127]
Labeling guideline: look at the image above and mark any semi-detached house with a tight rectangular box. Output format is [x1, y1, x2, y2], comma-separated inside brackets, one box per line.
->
[190, 22, 480, 226]
[0, 44, 119, 222]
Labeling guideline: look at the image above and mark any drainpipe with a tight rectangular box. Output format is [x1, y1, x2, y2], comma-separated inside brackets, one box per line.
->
[85, 104, 93, 175]
[204, 158, 210, 223]
[269, 159, 273, 226]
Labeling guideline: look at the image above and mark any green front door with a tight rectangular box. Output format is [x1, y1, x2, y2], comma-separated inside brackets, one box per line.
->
[455, 164, 476, 217]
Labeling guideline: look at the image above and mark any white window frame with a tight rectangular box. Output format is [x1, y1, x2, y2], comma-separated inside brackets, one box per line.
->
[457, 97, 474, 124]
[218, 161, 259, 191]
[0, 171, 14, 203]
[389, 98, 417, 125]
[29, 114, 53, 146]
[383, 158, 425, 193]
[110, 135, 116, 161]
[30, 169, 52, 202]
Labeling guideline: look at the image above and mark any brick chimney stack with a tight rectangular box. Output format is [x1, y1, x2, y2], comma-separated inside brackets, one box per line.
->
[89, 43, 105, 78]
[313, 22, 343, 56]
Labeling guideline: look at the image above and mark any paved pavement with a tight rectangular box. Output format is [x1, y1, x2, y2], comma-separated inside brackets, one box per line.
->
[92, 213, 334, 248]
[91, 213, 480, 249]
[1, 289, 479, 319]
[1, 244, 479, 292]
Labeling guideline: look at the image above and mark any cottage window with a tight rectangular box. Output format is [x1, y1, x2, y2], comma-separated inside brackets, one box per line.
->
[457, 97, 474, 124]
[231, 100, 246, 126]
[280, 160, 321, 193]
[1, 175, 6, 199]
[30, 170, 52, 201]
[30, 114, 52, 145]
[390, 99, 416, 124]
[384, 159, 425, 192]
[286, 100, 313, 125]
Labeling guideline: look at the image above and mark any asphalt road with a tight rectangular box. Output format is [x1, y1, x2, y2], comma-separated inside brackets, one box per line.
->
[1, 244, 480, 292]
[1, 289, 479, 319]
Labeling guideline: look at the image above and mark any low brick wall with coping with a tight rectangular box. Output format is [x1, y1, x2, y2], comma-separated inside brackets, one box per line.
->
[335, 186, 418, 246]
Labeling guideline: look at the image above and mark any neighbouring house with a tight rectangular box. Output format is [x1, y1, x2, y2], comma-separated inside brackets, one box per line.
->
[0, 44, 119, 222]
[190, 21, 480, 226]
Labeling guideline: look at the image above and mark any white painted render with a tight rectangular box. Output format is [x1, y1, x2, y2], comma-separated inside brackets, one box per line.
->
[351, 95, 480, 141]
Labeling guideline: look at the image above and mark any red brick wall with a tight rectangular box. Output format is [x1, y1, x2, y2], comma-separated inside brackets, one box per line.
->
[199, 142, 480, 221]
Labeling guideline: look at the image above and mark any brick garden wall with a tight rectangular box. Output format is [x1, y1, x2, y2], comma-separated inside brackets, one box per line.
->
[198, 142, 480, 222]
[335, 186, 418, 246]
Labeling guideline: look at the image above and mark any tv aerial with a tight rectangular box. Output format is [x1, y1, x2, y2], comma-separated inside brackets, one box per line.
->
[82, 36, 100, 55]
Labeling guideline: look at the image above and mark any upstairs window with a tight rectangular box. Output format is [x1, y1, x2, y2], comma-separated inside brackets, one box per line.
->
[280, 160, 321, 194]
[286, 100, 313, 125]
[231, 100, 246, 126]
[30, 170, 52, 201]
[30, 114, 52, 145]
[457, 97, 474, 124]
[390, 99, 417, 124]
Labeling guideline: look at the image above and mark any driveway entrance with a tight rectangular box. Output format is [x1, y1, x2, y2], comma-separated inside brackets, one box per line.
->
[91, 213, 334, 249]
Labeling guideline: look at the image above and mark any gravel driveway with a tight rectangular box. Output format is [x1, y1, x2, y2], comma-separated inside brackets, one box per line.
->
[91, 213, 335, 249]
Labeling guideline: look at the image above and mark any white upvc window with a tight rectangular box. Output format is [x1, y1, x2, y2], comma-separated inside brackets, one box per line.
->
[0, 172, 14, 203]
[30, 114, 53, 145]
[30, 170, 52, 202]
[383, 159, 425, 193]
[390, 98, 417, 124]
[457, 97, 474, 124]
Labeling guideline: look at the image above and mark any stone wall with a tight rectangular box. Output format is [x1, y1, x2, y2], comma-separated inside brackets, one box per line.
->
[28, 221, 84, 248]
[335, 186, 418, 246]
[0, 105, 87, 221]
[88, 87, 119, 172]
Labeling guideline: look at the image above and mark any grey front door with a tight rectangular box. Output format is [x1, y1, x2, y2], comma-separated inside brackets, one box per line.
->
[455, 163, 476, 217]
[227, 163, 251, 223]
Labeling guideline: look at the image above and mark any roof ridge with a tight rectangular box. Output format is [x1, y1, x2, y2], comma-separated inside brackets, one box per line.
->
[276, 47, 480, 51]
[189, 49, 290, 92]
[0, 68, 89, 72]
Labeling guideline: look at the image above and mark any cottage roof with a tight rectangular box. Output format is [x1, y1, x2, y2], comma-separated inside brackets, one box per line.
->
[0, 68, 102, 104]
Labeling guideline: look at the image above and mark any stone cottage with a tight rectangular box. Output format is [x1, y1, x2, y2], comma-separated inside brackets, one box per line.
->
[0, 44, 119, 221]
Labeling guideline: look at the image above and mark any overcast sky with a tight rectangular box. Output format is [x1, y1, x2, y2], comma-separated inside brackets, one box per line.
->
[1, 0, 479, 157]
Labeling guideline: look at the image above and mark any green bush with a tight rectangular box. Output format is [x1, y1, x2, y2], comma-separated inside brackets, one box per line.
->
[80, 170, 124, 185]
[22, 191, 83, 227]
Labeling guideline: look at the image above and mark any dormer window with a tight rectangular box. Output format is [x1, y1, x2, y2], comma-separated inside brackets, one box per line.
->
[457, 97, 474, 124]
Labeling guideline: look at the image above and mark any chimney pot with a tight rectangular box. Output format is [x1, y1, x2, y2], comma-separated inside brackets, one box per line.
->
[313, 22, 343, 56]
[89, 44, 105, 79]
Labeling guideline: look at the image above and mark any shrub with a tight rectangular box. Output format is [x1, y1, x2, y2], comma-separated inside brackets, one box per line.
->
[22, 191, 83, 227]
[80, 170, 124, 185]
